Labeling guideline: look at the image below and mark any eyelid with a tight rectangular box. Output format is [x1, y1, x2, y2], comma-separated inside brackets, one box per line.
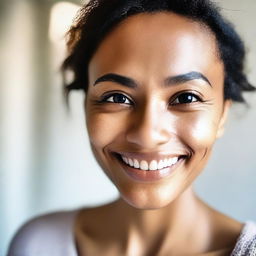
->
[100, 91, 133, 105]
[169, 91, 203, 105]
[98, 90, 204, 106]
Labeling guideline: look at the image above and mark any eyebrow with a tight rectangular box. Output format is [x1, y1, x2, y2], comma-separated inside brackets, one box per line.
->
[94, 73, 137, 88]
[93, 71, 212, 88]
[164, 71, 212, 87]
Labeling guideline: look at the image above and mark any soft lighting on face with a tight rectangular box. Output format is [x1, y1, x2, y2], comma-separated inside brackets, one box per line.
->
[49, 2, 81, 43]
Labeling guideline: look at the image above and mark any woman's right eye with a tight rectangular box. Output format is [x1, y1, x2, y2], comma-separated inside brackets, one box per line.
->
[102, 93, 132, 105]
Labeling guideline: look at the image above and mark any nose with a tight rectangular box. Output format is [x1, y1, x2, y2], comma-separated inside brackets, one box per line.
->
[126, 102, 173, 149]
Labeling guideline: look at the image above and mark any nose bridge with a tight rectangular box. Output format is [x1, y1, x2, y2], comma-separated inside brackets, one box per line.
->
[126, 99, 170, 148]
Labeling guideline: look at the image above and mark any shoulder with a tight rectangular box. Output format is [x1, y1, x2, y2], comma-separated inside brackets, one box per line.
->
[231, 221, 256, 256]
[7, 210, 78, 256]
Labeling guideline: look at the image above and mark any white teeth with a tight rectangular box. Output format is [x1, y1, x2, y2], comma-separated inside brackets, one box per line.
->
[128, 158, 133, 167]
[122, 156, 128, 164]
[121, 155, 181, 171]
[140, 160, 148, 171]
[171, 157, 178, 165]
[157, 160, 164, 170]
[149, 160, 158, 171]
[163, 158, 168, 168]
[133, 159, 140, 169]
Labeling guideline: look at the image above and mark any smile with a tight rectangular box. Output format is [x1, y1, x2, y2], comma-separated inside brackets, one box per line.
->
[121, 156, 179, 171]
[113, 152, 186, 182]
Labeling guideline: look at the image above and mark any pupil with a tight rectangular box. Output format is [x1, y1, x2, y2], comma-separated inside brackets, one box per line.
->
[114, 94, 126, 103]
[179, 94, 193, 103]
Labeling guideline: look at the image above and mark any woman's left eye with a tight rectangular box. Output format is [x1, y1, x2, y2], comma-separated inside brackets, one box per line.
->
[171, 93, 201, 105]
[102, 93, 132, 105]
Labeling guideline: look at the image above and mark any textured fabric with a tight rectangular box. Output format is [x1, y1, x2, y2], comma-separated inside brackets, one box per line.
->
[231, 221, 256, 256]
[7, 210, 256, 256]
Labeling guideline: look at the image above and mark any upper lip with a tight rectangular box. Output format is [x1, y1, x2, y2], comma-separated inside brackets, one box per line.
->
[114, 151, 187, 162]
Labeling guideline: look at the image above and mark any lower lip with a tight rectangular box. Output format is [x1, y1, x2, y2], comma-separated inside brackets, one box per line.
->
[116, 156, 184, 182]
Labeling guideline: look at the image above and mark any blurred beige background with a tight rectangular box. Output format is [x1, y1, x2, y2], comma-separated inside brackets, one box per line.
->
[0, 0, 255, 255]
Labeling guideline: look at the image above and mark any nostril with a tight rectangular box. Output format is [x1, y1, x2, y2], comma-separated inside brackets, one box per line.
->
[125, 111, 173, 147]
[126, 127, 171, 148]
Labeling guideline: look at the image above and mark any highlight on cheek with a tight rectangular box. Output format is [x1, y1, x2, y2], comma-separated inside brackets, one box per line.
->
[189, 117, 217, 145]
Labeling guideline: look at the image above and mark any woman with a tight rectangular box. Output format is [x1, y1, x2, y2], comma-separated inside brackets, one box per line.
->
[8, 0, 256, 255]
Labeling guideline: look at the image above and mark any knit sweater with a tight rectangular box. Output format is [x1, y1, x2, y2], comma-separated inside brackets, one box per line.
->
[231, 221, 256, 256]
[7, 210, 256, 256]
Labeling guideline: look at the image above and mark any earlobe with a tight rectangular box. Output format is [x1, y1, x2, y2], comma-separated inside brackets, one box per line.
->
[216, 100, 232, 138]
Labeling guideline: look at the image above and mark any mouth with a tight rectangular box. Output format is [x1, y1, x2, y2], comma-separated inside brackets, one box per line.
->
[113, 152, 187, 182]
[117, 153, 185, 171]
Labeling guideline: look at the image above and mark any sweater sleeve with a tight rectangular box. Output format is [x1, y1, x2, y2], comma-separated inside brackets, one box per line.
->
[7, 210, 78, 256]
[231, 221, 256, 256]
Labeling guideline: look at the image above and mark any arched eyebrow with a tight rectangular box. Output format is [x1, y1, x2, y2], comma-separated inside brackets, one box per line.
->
[164, 71, 212, 87]
[93, 71, 212, 88]
[94, 73, 137, 88]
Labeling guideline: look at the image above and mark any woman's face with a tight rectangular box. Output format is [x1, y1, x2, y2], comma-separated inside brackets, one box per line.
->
[86, 12, 230, 209]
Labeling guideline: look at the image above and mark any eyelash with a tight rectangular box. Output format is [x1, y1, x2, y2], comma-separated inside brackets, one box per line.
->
[100, 93, 133, 105]
[171, 92, 203, 105]
[99, 92, 203, 106]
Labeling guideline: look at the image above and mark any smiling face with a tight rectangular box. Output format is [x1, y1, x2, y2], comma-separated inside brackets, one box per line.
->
[85, 12, 231, 209]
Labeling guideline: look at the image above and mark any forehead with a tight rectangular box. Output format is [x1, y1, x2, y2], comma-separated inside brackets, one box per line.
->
[89, 12, 224, 85]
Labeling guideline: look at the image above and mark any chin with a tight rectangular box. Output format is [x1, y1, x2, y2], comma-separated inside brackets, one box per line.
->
[122, 197, 173, 210]
[119, 187, 181, 210]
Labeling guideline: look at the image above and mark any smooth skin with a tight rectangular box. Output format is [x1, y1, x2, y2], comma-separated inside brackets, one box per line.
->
[75, 12, 243, 256]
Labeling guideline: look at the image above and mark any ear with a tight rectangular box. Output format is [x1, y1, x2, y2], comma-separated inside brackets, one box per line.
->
[216, 100, 232, 139]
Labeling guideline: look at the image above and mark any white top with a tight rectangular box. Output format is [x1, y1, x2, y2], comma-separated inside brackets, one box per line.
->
[7, 210, 78, 256]
[7, 210, 256, 256]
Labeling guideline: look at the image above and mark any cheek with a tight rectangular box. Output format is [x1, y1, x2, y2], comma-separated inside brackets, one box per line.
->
[179, 111, 221, 151]
[86, 110, 127, 149]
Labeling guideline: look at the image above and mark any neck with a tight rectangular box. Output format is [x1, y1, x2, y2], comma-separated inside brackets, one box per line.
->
[112, 187, 207, 255]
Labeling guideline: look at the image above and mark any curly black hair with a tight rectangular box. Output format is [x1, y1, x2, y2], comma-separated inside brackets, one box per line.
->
[62, 0, 255, 102]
